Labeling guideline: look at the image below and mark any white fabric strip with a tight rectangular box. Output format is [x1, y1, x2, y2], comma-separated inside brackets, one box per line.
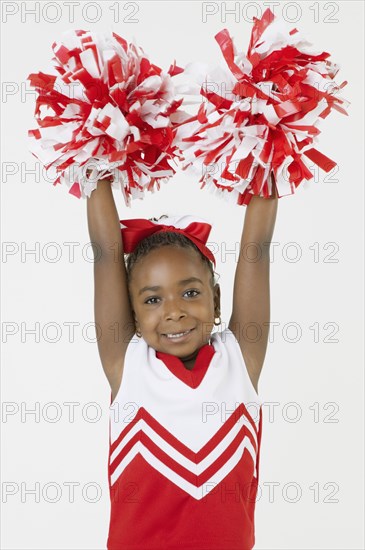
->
[111, 436, 257, 500]
[110, 412, 258, 474]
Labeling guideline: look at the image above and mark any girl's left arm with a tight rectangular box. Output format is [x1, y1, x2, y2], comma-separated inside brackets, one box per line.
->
[228, 179, 278, 392]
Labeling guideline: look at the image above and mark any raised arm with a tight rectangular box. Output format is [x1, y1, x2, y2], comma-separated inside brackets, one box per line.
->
[87, 181, 135, 400]
[228, 178, 278, 392]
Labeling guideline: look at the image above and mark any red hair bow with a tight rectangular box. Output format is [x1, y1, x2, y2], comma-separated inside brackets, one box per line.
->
[120, 218, 216, 266]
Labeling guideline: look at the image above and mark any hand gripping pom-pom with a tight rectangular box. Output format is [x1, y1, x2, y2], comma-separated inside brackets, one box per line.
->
[27, 29, 185, 205]
[175, 8, 349, 206]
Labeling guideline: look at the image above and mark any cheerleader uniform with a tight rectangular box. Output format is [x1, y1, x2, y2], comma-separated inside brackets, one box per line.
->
[107, 328, 263, 550]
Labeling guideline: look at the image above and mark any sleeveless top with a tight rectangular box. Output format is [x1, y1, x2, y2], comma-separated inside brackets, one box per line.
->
[107, 328, 263, 550]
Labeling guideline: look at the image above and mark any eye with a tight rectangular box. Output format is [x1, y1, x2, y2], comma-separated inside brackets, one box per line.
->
[145, 297, 160, 305]
[184, 289, 200, 298]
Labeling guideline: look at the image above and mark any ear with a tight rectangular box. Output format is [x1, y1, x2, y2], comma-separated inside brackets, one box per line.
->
[213, 283, 221, 316]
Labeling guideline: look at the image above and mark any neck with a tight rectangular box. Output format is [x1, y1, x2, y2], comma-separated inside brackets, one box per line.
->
[181, 349, 199, 363]
[180, 338, 212, 367]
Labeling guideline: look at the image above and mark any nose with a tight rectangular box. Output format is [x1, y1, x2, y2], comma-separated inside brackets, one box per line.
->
[163, 298, 187, 321]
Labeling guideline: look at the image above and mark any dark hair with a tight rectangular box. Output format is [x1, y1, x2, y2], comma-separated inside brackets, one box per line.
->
[124, 215, 219, 288]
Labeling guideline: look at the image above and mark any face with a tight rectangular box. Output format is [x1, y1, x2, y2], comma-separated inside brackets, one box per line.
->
[128, 246, 221, 363]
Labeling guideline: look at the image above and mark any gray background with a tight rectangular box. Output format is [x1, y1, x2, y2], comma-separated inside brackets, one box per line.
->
[1, 1, 364, 548]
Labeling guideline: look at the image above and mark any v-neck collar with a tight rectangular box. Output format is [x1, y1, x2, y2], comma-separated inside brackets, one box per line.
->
[155, 343, 216, 389]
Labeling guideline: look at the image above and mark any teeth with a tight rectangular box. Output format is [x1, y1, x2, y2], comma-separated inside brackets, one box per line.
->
[165, 330, 190, 339]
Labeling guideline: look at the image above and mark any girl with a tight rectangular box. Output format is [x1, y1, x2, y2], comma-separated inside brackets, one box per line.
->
[87, 178, 278, 550]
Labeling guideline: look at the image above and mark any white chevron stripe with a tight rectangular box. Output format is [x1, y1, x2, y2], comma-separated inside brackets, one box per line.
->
[111, 436, 257, 499]
[110, 412, 258, 477]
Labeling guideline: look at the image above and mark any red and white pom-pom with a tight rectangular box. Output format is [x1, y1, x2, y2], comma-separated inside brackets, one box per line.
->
[176, 8, 349, 206]
[27, 29, 184, 204]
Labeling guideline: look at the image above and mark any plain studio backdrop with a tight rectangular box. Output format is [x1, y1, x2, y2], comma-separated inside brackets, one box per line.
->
[1, 1, 364, 549]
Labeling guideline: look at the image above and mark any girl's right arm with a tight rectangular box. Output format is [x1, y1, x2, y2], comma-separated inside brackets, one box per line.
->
[87, 180, 135, 400]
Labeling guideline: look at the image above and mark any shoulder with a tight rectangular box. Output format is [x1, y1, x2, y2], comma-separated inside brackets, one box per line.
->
[109, 333, 145, 403]
[211, 327, 241, 347]
[124, 333, 148, 361]
[212, 328, 260, 395]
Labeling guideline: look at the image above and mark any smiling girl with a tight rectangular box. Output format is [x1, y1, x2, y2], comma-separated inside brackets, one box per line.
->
[87, 178, 278, 550]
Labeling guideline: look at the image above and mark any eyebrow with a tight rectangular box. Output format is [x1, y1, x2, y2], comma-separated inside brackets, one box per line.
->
[138, 277, 204, 296]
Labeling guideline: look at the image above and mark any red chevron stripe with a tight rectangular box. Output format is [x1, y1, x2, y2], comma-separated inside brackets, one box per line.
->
[110, 402, 259, 460]
[196, 403, 258, 461]
[197, 427, 256, 486]
[109, 419, 258, 487]
[110, 405, 143, 455]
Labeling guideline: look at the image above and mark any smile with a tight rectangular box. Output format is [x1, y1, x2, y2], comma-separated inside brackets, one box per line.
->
[162, 329, 194, 341]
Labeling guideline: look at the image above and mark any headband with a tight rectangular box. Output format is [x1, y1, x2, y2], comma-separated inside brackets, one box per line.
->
[120, 215, 216, 267]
